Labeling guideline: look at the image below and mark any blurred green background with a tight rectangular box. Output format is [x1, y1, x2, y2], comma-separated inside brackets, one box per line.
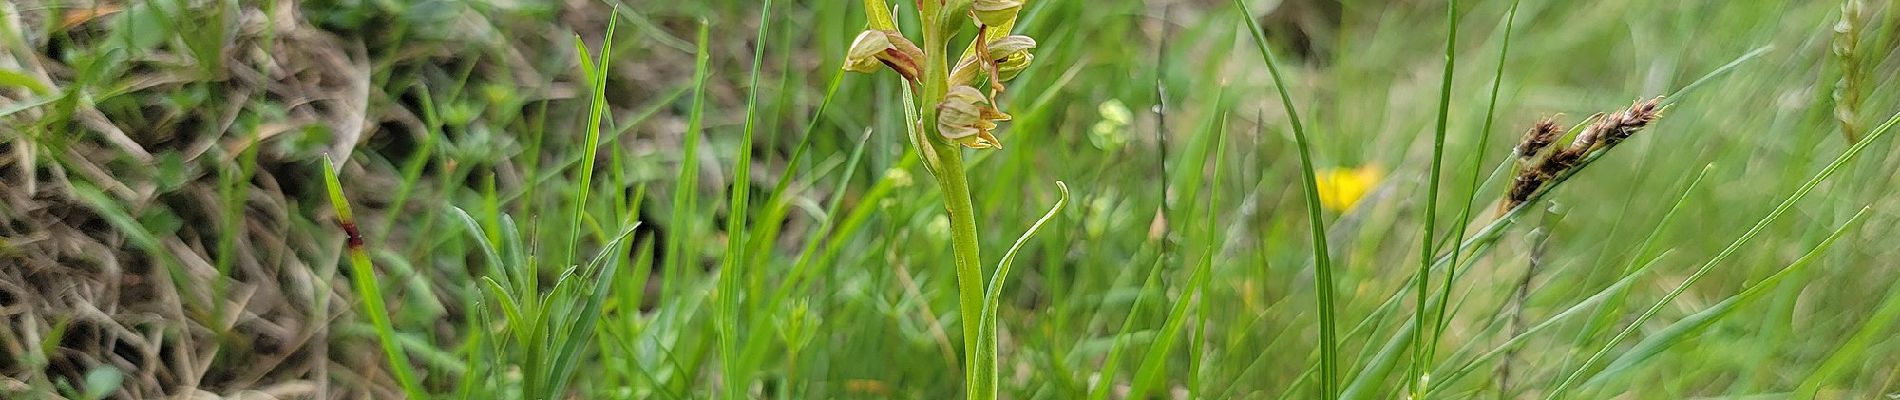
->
[2, 0, 1897, 398]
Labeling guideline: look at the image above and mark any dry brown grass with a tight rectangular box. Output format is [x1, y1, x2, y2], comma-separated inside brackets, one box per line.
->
[0, 0, 714, 397]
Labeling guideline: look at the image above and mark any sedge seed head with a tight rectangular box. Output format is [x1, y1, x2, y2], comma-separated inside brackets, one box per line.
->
[1516, 116, 1563, 161]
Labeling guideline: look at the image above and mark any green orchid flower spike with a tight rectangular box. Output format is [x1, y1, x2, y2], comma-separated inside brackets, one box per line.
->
[847, 2, 1062, 399]
[850, 0, 1034, 149]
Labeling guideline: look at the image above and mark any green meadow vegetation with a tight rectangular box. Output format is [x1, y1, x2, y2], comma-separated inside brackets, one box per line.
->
[3, 0, 1899, 398]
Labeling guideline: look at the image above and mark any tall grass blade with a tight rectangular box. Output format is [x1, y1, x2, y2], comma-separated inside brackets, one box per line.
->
[1797, 217, 1900, 395]
[1430, 0, 1520, 369]
[1133, 119, 1226, 398]
[719, 1, 772, 397]
[1232, 0, 1340, 396]
[1659, 46, 1774, 106]
[1425, 164, 1712, 396]
[973, 182, 1069, 399]
[321, 156, 429, 399]
[1087, 255, 1165, 400]
[666, 23, 713, 300]
[1424, 253, 1673, 397]
[566, 11, 617, 269]
[1408, 0, 1459, 395]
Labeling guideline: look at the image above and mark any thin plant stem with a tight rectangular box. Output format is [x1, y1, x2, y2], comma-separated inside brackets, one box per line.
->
[910, 1, 989, 395]
[1428, 0, 1518, 383]
[1409, 0, 1459, 396]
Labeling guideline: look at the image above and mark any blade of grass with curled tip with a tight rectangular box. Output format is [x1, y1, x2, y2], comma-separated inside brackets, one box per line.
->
[452, 208, 510, 290]
[1585, 207, 1870, 390]
[1231, 1, 1339, 396]
[321, 156, 428, 400]
[972, 182, 1069, 400]
[1544, 110, 1900, 399]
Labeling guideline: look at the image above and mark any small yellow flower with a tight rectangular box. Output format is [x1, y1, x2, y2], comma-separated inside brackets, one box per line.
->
[1315, 165, 1381, 212]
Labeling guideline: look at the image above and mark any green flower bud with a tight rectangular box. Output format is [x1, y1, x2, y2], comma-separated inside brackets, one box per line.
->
[844, 30, 892, 73]
[844, 30, 924, 81]
[973, 0, 1024, 27]
[949, 34, 1037, 85]
[985, 35, 1037, 59]
[988, 35, 1036, 81]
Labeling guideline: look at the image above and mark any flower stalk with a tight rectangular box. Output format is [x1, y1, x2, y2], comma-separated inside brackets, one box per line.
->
[852, 1, 1038, 397]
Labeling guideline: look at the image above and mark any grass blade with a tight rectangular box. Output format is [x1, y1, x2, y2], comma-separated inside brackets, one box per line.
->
[321, 156, 429, 399]
[1133, 117, 1227, 398]
[665, 22, 713, 300]
[718, 1, 773, 397]
[548, 221, 642, 395]
[1408, 0, 1460, 395]
[973, 182, 1070, 399]
[1231, 1, 1339, 396]
[565, 11, 617, 269]
[1429, 0, 1520, 372]
[1425, 164, 1713, 396]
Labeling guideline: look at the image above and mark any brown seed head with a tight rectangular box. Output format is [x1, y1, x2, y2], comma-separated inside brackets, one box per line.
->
[1498, 97, 1667, 214]
[1503, 171, 1546, 213]
[1515, 116, 1563, 161]
[1597, 97, 1663, 147]
[1541, 112, 1600, 173]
